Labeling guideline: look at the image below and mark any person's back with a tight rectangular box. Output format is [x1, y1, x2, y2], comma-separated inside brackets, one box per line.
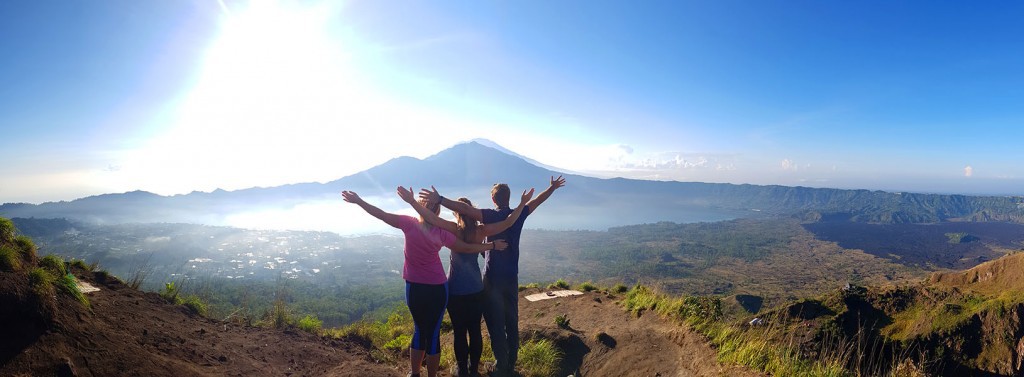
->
[481, 205, 530, 284]
[478, 177, 564, 376]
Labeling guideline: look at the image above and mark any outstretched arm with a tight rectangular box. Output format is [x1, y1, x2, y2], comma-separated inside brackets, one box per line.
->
[449, 238, 508, 254]
[418, 186, 483, 222]
[396, 186, 459, 235]
[341, 191, 402, 228]
[525, 175, 566, 214]
[481, 188, 535, 236]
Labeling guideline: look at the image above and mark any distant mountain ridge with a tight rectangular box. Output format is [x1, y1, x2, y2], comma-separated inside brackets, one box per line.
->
[3, 141, 1024, 231]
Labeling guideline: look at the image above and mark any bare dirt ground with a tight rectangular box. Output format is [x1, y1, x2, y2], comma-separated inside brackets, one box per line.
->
[2, 267, 762, 377]
[516, 288, 764, 377]
[0, 269, 403, 377]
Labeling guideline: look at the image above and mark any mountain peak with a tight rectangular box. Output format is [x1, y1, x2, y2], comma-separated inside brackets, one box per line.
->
[442, 139, 573, 175]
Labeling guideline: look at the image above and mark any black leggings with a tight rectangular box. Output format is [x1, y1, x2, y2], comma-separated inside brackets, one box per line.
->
[405, 281, 448, 355]
[447, 291, 484, 369]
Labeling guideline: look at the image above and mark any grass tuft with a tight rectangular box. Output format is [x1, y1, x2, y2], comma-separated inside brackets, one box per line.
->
[182, 295, 208, 316]
[40, 254, 67, 276]
[56, 272, 89, 307]
[0, 245, 21, 271]
[517, 338, 562, 377]
[548, 279, 570, 290]
[297, 314, 323, 333]
[612, 283, 629, 294]
[0, 217, 15, 243]
[14, 235, 37, 261]
[28, 267, 55, 296]
[577, 281, 597, 292]
[69, 259, 89, 271]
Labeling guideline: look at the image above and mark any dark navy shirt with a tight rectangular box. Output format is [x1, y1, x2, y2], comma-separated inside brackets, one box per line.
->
[447, 251, 483, 295]
[481, 205, 531, 284]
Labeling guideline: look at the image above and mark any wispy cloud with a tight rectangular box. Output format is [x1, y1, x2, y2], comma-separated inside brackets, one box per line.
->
[781, 158, 797, 171]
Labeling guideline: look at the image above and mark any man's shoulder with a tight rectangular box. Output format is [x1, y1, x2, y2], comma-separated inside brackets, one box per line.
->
[483, 207, 528, 222]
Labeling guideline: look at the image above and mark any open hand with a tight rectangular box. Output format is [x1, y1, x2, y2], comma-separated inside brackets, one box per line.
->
[396, 186, 416, 204]
[417, 186, 441, 207]
[341, 191, 363, 204]
[550, 175, 566, 190]
[520, 188, 535, 205]
[492, 239, 509, 251]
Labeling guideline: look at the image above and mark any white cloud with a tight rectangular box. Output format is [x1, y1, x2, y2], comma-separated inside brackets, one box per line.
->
[781, 159, 797, 171]
[964, 165, 974, 177]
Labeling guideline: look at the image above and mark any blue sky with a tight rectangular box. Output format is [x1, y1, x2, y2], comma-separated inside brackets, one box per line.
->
[2, 0, 1023, 204]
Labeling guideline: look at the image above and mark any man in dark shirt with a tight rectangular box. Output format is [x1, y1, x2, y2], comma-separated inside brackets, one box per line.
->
[421, 175, 566, 376]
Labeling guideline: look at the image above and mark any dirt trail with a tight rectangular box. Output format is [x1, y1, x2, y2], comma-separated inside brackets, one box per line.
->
[517, 289, 764, 377]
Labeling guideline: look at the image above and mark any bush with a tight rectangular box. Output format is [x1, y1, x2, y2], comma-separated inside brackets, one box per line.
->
[14, 235, 37, 261]
[517, 339, 562, 377]
[182, 295, 208, 316]
[613, 283, 628, 294]
[0, 217, 15, 242]
[297, 314, 323, 333]
[548, 279, 570, 290]
[40, 255, 67, 276]
[577, 281, 597, 292]
[383, 333, 412, 352]
[160, 282, 180, 303]
[0, 245, 21, 271]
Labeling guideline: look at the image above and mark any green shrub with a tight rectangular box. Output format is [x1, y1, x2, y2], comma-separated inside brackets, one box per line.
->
[623, 285, 659, 316]
[330, 308, 414, 355]
[554, 313, 570, 328]
[383, 333, 412, 352]
[517, 339, 562, 377]
[14, 235, 37, 261]
[29, 267, 55, 295]
[548, 279, 570, 290]
[0, 245, 21, 271]
[577, 281, 597, 292]
[297, 314, 323, 333]
[40, 255, 67, 276]
[613, 283, 628, 294]
[182, 295, 208, 316]
[0, 217, 15, 242]
[160, 282, 180, 303]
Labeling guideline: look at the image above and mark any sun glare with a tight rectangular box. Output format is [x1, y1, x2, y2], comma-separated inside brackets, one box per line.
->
[109, 0, 599, 218]
[120, 1, 428, 195]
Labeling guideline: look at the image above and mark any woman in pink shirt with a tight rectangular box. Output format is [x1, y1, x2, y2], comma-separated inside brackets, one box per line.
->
[342, 187, 507, 377]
